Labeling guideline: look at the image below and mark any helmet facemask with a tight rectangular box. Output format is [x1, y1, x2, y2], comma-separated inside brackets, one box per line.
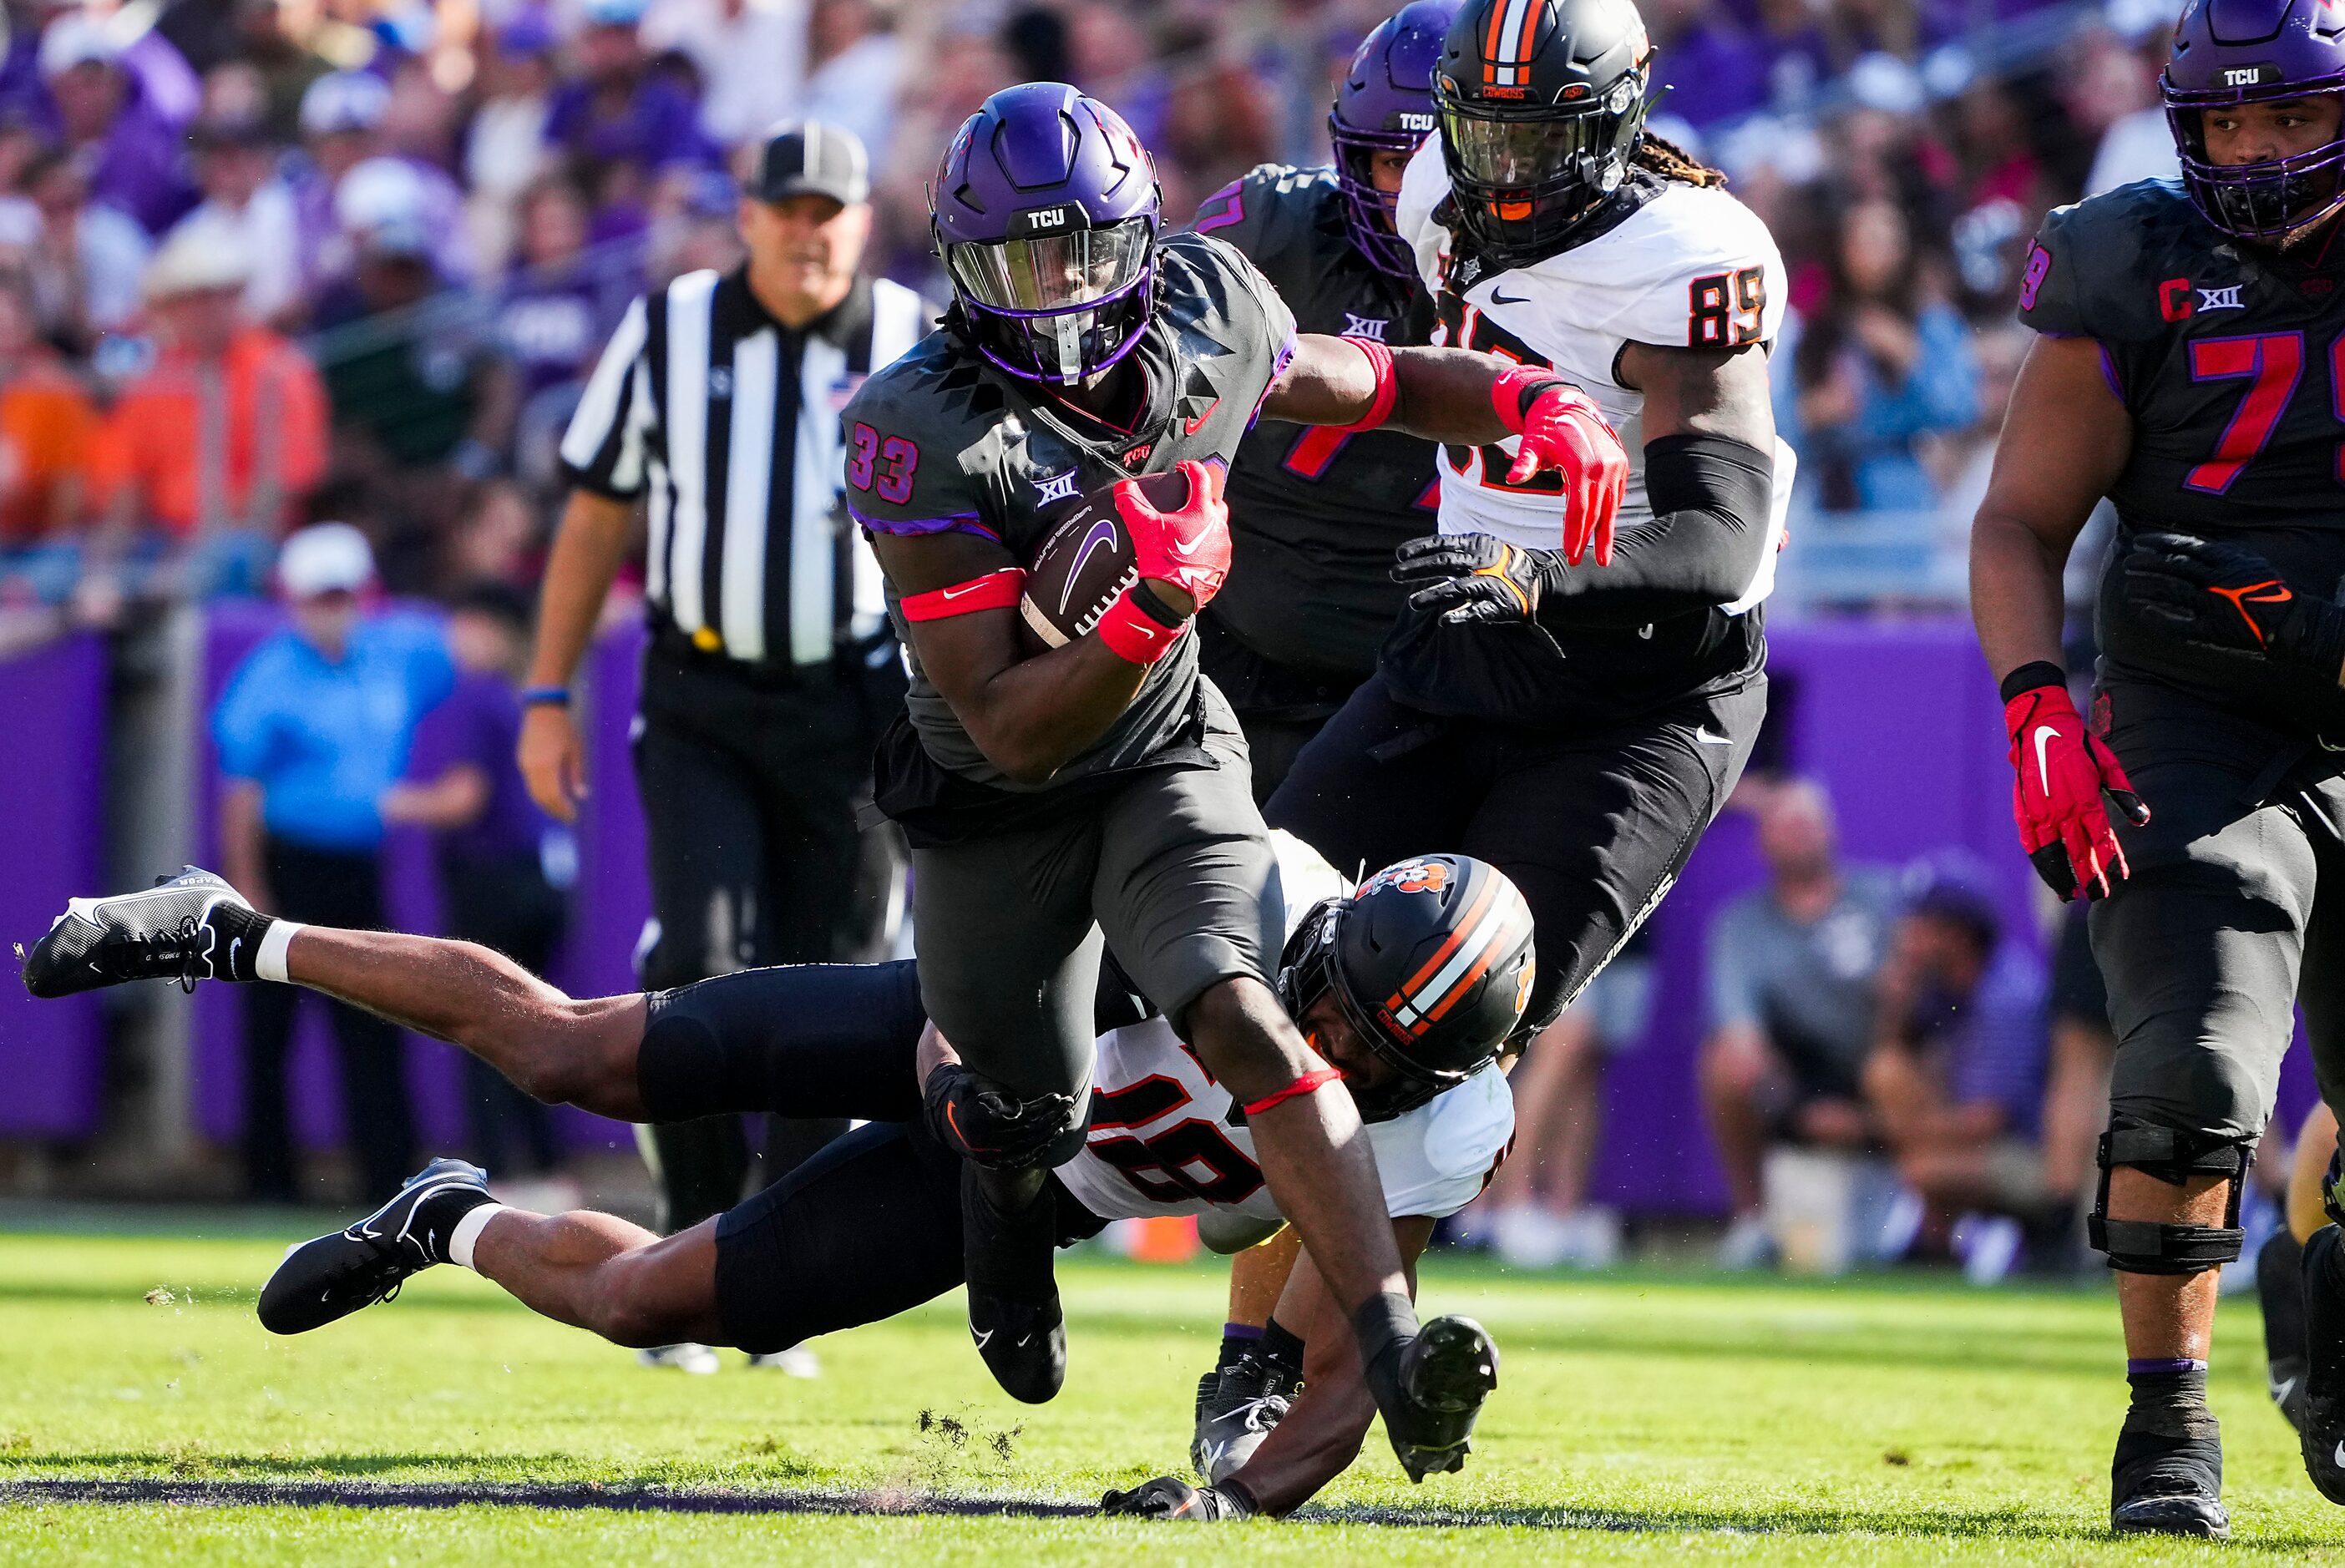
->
[1274, 898, 1484, 1123]
[1439, 66, 1649, 262]
[1331, 114, 1430, 281]
[939, 213, 1159, 386]
[2167, 88, 2345, 247]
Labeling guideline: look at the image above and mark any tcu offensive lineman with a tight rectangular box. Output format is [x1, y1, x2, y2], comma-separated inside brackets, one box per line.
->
[1973, 0, 2345, 1535]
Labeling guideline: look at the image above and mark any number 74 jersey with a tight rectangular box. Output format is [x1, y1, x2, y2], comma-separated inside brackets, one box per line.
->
[2018, 179, 2345, 712]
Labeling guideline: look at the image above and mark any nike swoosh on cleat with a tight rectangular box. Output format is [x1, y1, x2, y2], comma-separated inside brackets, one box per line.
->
[2275, 1377, 2298, 1404]
[972, 1328, 994, 1348]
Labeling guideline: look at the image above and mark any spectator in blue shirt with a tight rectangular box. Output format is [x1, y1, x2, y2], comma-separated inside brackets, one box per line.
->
[213, 523, 454, 1201]
[1862, 875, 2053, 1243]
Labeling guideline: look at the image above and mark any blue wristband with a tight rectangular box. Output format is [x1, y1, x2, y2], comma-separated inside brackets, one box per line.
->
[519, 685, 571, 707]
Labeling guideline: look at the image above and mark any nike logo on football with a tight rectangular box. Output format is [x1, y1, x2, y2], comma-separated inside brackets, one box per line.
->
[1183, 397, 1221, 435]
[2033, 725, 2059, 792]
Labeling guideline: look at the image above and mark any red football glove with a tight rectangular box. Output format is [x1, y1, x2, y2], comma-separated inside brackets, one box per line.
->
[2003, 679, 2150, 902]
[1492, 368, 1629, 568]
[1113, 458, 1231, 610]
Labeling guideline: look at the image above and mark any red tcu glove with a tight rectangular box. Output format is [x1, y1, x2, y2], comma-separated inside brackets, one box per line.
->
[2003, 678, 2150, 902]
[1492, 367, 1629, 568]
[1113, 458, 1231, 609]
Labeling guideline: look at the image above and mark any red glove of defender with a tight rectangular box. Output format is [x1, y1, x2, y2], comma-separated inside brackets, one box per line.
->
[1492, 368, 1629, 568]
[2003, 679, 2150, 902]
[1112, 458, 1231, 610]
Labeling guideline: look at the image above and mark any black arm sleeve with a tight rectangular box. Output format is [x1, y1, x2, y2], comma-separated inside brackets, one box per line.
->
[1536, 432, 1775, 628]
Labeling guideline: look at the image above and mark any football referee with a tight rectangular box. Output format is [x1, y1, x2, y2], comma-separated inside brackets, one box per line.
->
[519, 122, 934, 1372]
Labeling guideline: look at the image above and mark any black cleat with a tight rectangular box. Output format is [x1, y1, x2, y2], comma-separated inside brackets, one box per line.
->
[960, 1164, 1064, 1404]
[1374, 1315, 1499, 1482]
[2110, 1429, 2229, 1538]
[2300, 1225, 2345, 1503]
[257, 1158, 489, 1335]
[1192, 1345, 1301, 1483]
[2261, 1226, 2309, 1434]
[21, 868, 264, 998]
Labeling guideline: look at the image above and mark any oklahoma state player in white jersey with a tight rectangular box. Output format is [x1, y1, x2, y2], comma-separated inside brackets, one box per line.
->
[1270, 0, 1790, 1068]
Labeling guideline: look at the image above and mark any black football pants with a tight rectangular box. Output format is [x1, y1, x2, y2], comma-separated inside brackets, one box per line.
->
[241, 839, 414, 1202]
[2089, 672, 2345, 1145]
[631, 961, 1102, 1354]
[1268, 672, 1765, 1032]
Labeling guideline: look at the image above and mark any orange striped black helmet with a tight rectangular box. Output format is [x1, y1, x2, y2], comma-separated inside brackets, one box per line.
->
[1277, 854, 1537, 1120]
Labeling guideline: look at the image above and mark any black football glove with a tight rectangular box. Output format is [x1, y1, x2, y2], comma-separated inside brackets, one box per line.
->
[920, 1061, 1074, 1171]
[1098, 1475, 1258, 1520]
[2123, 532, 2345, 680]
[1392, 534, 1563, 626]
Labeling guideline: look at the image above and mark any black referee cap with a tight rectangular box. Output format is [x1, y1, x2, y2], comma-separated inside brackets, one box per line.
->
[747, 120, 869, 207]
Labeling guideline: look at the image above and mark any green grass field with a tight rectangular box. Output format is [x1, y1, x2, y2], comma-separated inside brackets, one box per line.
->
[3, 1223, 2342, 1564]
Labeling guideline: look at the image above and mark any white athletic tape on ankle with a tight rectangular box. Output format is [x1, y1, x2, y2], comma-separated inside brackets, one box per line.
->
[255, 920, 306, 984]
[448, 1203, 507, 1272]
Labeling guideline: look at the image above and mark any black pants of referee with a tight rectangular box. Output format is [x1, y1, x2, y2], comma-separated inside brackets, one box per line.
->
[242, 837, 414, 1203]
[441, 850, 568, 1175]
[631, 640, 894, 1237]
[1268, 671, 1765, 1033]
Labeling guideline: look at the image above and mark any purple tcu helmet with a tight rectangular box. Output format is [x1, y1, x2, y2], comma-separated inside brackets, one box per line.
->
[2165, 0, 2345, 244]
[1277, 853, 1535, 1121]
[930, 82, 1163, 385]
[1331, 1, 1461, 280]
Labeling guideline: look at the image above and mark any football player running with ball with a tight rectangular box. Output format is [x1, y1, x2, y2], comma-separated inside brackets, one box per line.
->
[837, 80, 1625, 1481]
[1268, 0, 1792, 1091]
[1971, 0, 2345, 1536]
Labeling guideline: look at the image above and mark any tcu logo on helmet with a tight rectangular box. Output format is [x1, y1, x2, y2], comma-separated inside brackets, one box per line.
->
[1397, 112, 1436, 131]
[1362, 860, 1450, 897]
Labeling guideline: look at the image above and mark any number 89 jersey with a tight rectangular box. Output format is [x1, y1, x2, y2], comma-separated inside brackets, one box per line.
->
[2018, 179, 2345, 726]
[1394, 143, 1792, 613]
[1051, 834, 1515, 1226]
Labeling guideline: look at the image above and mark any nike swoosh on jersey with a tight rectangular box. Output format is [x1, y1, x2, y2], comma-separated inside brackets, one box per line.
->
[2033, 725, 2059, 793]
[1491, 290, 1528, 306]
[1183, 397, 1222, 436]
[1693, 728, 1733, 746]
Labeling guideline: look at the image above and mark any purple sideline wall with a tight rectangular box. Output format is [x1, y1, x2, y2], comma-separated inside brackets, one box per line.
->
[4, 614, 2318, 1206]
[0, 632, 107, 1136]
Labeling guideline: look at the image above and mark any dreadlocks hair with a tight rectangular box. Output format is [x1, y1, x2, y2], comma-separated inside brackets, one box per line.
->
[1636, 131, 1727, 190]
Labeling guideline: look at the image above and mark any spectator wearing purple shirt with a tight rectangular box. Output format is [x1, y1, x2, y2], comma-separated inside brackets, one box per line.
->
[382, 580, 570, 1176]
[543, 0, 714, 219]
[1647, 0, 1771, 128]
[37, 13, 198, 237]
[1863, 875, 2054, 1240]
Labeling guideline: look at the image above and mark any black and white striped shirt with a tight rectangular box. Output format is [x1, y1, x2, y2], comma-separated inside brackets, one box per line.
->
[560, 266, 933, 668]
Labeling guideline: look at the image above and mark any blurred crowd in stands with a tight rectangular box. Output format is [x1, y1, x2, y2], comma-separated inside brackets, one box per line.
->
[0, 0, 2180, 621]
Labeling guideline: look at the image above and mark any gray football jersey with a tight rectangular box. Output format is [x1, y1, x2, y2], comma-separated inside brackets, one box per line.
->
[844, 230, 1299, 795]
[1194, 164, 1440, 679]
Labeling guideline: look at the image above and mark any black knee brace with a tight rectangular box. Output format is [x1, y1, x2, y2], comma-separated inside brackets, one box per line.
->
[2089, 1118, 2256, 1275]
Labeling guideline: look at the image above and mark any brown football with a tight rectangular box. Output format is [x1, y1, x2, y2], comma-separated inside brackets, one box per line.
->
[1018, 468, 1190, 650]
